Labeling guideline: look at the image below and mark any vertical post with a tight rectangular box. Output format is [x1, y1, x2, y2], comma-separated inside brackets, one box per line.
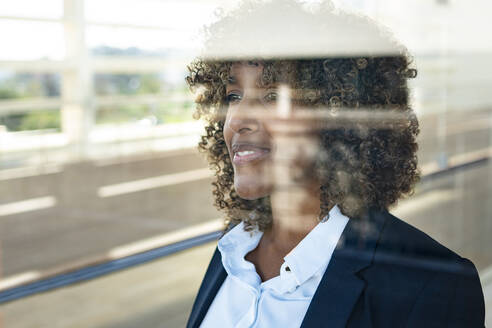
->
[62, 0, 93, 160]
[436, 0, 450, 169]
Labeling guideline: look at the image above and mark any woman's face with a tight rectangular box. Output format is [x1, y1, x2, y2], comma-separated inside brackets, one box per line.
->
[223, 62, 277, 200]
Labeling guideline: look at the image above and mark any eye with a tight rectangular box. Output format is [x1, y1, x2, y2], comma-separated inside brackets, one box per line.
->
[263, 91, 278, 103]
[226, 92, 242, 104]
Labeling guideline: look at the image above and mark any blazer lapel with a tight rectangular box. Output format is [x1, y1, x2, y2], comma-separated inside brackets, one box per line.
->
[300, 209, 388, 328]
[187, 247, 227, 328]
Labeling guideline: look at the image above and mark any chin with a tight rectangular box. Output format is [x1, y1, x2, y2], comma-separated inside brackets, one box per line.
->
[234, 177, 271, 200]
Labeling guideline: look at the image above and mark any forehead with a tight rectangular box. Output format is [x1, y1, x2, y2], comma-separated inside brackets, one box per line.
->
[228, 61, 264, 84]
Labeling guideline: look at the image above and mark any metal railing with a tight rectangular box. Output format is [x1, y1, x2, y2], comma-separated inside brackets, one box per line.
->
[0, 231, 221, 304]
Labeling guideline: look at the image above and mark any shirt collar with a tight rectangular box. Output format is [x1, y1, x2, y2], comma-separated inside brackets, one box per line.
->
[218, 221, 263, 287]
[283, 205, 349, 286]
[217, 205, 349, 291]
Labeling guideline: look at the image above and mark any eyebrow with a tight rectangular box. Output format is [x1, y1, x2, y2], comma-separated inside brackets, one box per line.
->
[227, 76, 237, 84]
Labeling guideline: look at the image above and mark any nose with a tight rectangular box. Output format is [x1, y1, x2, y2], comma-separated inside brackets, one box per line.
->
[227, 98, 262, 134]
[227, 115, 260, 134]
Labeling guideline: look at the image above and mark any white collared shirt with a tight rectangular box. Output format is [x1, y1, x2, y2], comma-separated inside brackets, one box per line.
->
[200, 205, 349, 328]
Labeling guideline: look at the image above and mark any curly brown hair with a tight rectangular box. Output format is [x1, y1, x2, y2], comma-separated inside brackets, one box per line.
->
[185, 2, 420, 232]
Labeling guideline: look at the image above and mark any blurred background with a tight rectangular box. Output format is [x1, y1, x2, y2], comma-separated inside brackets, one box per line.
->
[0, 0, 491, 327]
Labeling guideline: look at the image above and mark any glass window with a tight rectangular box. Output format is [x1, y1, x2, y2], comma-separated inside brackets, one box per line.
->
[1, 1, 490, 327]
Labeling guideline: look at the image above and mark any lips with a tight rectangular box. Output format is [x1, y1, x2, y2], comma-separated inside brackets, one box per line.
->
[232, 143, 270, 166]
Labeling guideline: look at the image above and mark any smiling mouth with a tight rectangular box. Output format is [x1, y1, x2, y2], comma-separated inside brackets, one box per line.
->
[232, 145, 270, 166]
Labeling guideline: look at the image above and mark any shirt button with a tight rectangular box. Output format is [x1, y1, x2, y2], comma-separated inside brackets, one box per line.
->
[285, 266, 291, 272]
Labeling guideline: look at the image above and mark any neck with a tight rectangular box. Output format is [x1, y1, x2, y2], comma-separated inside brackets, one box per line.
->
[265, 185, 320, 255]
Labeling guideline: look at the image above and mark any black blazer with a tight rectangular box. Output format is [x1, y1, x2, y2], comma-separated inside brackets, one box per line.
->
[187, 210, 485, 327]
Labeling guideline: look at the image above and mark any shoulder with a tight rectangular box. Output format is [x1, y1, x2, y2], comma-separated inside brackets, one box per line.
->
[374, 210, 481, 282]
[367, 210, 485, 327]
[377, 210, 461, 262]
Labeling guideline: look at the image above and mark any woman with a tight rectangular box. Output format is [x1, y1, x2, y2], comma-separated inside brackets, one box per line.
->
[185, 1, 485, 327]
